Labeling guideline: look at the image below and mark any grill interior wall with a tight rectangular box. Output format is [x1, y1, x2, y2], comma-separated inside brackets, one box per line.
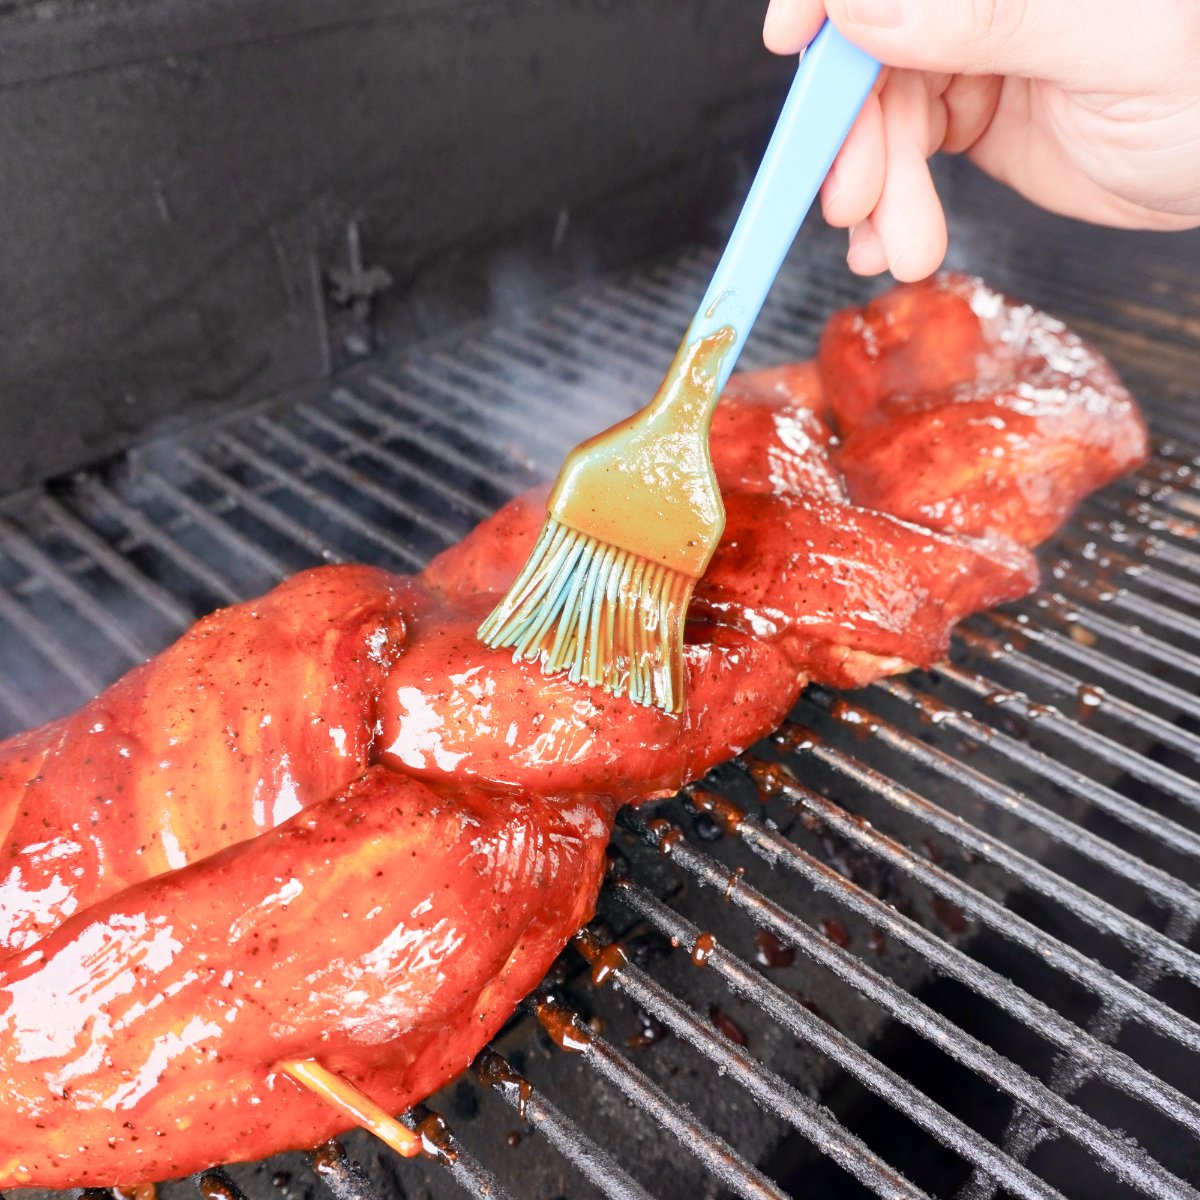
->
[1, 172, 1199, 1200]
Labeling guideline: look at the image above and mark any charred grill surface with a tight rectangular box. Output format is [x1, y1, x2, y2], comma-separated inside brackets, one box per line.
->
[1, 187, 1198, 1198]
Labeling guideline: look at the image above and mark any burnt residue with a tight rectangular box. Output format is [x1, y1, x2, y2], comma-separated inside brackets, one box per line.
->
[473, 1050, 533, 1121]
[709, 1006, 749, 1048]
[647, 818, 684, 856]
[818, 829, 897, 901]
[746, 758, 792, 801]
[820, 917, 852, 949]
[930, 896, 969, 936]
[688, 787, 747, 835]
[535, 999, 592, 1055]
[198, 1170, 246, 1200]
[753, 930, 796, 969]
[628, 1008, 671, 1051]
[413, 1112, 457, 1165]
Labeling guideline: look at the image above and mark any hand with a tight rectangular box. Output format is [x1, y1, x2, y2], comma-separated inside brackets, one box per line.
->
[764, 0, 1200, 280]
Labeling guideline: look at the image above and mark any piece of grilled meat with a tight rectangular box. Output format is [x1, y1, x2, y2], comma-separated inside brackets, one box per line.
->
[0, 276, 1145, 1187]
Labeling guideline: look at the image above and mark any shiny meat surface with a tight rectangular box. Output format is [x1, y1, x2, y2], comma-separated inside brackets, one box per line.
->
[0, 567, 413, 956]
[376, 594, 804, 801]
[0, 769, 612, 1186]
[821, 275, 1148, 544]
[708, 362, 847, 501]
[0, 276, 1146, 1186]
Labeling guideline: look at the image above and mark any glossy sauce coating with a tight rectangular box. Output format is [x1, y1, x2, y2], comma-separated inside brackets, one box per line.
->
[0, 276, 1146, 1186]
[0, 567, 413, 955]
[821, 274, 1148, 545]
[0, 769, 612, 1186]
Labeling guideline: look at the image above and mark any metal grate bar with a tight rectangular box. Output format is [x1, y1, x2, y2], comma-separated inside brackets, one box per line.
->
[1139, 453, 1200, 494]
[1084, 493, 1200, 565]
[522, 292, 677, 376]
[1103, 471, 1200, 519]
[700, 768, 1200, 1132]
[399, 358, 577, 466]
[1145, 489, 1200, 523]
[567, 292, 686, 360]
[250, 415, 466, 547]
[1053, 565, 1200, 646]
[307, 1141, 384, 1200]
[398, 1106, 515, 1200]
[956, 624, 1200, 764]
[473, 1049, 655, 1200]
[567, 929, 932, 1200]
[621, 811, 1199, 1200]
[139, 469, 291, 586]
[0, 516, 154, 666]
[1077, 503, 1200, 580]
[873, 677, 1200, 867]
[336, 383, 528, 501]
[35, 494, 196, 632]
[170, 446, 347, 568]
[0, 669, 37, 728]
[424, 341, 604, 445]
[981, 608, 1200, 722]
[77, 473, 247, 606]
[1012, 595, 1200, 683]
[529, 995, 789, 1200]
[533, 289, 680, 368]
[292, 403, 497, 523]
[499, 311, 668, 416]
[436, 339, 622, 443]
[959, 904, 1200, 1200]
[808, 688, 1200, 918]
[1077, 488, 1200, 569]
[0, 568, 104, 698]
[781, 735, 1200, 1017]
[935, 660, 1200, 808]
[1057, 534, 1200, 610]
[686, 777, 1200, 1142]
[207, 432, 423, 570]
[611, 876, 1068, 1200]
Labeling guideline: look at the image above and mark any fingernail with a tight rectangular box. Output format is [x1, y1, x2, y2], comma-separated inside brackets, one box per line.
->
[844, 0, 906, 28]
[847, 222, 876, 269]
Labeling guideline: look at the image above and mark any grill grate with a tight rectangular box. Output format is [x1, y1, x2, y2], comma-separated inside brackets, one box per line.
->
[1, 197, 1199, 1200]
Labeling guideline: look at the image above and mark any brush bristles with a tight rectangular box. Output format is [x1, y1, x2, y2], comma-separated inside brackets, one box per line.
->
[477, 518, 693, 713]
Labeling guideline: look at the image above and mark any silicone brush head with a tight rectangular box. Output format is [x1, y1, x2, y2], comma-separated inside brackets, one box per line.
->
[477, 329, 736, 714]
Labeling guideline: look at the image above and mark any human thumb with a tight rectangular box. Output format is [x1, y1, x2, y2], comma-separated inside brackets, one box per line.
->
[823, 0, 1158, 91]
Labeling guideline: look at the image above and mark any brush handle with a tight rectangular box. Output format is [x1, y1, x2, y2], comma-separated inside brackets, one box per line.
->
[687, 22, 879, 392]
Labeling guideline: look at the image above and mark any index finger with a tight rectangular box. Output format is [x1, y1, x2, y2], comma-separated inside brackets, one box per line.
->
[763, 0, 828, 54]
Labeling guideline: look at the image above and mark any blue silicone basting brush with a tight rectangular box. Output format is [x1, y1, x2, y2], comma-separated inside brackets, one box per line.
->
[479, 23, 879, 712]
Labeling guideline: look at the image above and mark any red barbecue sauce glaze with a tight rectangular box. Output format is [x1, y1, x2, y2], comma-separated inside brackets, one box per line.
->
[0, 276, 1145, 1187]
